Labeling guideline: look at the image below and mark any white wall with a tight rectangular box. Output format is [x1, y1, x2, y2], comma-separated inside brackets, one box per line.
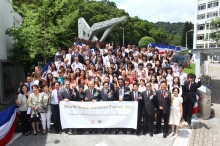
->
[0, 0, 21, 60]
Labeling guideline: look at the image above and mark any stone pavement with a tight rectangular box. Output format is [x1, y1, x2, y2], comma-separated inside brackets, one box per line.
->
[188, 63, 220, 146]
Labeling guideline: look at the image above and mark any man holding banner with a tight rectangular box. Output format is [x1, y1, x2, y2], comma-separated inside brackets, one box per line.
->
[85, 81, 101, 134]
[115, 78, 131, 134]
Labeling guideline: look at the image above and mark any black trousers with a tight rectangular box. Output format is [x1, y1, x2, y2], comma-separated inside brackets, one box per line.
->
[144, 113, 154, 133]
[51, 104, 62, 133]
[136, 108, 143, 132]
[156, 110, 169, 134]
[20, 111, 31, 134]
[183, 99, 194, 121]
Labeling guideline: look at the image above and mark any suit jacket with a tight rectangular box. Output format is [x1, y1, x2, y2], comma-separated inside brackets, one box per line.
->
[60, 88, 77, 101]
[101, 89, 114, 101]
[131, 91, 142, 109]
[71, 54, 85, 64]
[115, 86, 131, 101]
[182, 81, 201, 103]
[85, 88, 101, 101]
[141, 90, 157, 115]
[155, 90, 171, 114]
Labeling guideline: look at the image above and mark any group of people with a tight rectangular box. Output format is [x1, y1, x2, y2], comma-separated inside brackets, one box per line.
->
[15, 43, 201, 139]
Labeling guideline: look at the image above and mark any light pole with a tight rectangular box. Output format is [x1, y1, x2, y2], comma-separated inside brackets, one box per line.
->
[186, 29, 193, 48]
[120, 27, 124, 46]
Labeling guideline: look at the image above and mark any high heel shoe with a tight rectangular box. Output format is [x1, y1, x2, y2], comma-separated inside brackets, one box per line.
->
[42, 130, 46, 135]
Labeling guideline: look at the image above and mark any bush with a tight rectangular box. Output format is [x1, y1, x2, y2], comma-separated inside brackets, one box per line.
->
[138, 36, 156, 47]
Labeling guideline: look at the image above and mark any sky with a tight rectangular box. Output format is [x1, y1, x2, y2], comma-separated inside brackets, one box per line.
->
[113, 0, 196, 23]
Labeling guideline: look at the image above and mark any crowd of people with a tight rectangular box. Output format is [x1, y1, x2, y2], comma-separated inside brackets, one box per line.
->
[15, 43, 201, 139]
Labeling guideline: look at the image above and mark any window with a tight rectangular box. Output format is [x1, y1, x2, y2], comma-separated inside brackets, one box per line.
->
[207, 11, 218, 18]
[206, 23, 210, 29]
[198, 24, 205, 30]
[198, 14, 205, 20]
[208, 0, 219, 8]
[197, 34, 205, 40]
[198, 4, 206, 10]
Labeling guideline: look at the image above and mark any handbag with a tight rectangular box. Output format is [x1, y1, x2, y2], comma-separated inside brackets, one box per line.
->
[38, 98, 50, 113]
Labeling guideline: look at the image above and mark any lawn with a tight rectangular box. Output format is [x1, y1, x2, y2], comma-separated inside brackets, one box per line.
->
[183, 63, 195, 74]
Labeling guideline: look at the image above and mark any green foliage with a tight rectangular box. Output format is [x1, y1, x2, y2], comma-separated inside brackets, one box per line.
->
[138, 36, 156, 47]
[184, 63, 195, 75]
[210, 17, 220, 45]
[153, 22, 185, 36]
[181, 21, 193, 49]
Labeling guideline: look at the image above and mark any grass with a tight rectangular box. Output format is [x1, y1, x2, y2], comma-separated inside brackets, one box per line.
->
[178, 50, 189, 55]
[183, 62, 195, 74]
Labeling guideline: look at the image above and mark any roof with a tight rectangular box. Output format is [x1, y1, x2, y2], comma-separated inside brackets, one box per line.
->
[190, 48, 220, 55]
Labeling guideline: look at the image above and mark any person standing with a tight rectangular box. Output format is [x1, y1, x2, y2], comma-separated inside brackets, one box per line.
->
[28, 85, 41, 135]
[39, 85, 52, 134]
[60, 80, 77, 134]
[100, 82, 114, 134]
[51, 82, 62, 134]
[85, 81, 101, 134]
[15, 84, 31, 136]
[154, 81, 171, 138]
[169, 87, 183, 138]
[115, 78, 131, 134]
[131, 84, 143, 135]
[18, 75, 34, 93]
[174, 65, 187, 86]
[141, 82, 157, 137]
[182, 73, 201, 125]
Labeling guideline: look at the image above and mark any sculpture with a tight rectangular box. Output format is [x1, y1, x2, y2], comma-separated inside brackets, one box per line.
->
[78, 16, 127, 42]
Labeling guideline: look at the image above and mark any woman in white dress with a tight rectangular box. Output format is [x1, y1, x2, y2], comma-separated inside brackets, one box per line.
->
[169, 87, 183, 138]
[170, 77, 182, 96]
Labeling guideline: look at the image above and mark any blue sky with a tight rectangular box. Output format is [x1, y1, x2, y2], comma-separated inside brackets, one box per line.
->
[113, 0, 196, 23]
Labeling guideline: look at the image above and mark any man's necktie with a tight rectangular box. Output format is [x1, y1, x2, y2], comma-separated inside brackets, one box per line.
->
[57, 90, 60, 103]
[189, 82, 192, 90]
[147, 91, 149, 98]
[28, 84, 30, 91]
[160, 90, 164, 106]
[90, 90, 93, 101]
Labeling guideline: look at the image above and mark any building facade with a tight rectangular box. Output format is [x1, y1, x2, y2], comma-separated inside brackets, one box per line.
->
[0, 0, 24, 103]
[193, 0, 220, 49]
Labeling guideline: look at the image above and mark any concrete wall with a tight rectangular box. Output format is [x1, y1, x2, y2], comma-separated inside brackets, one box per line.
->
[0, 0, 24, 103]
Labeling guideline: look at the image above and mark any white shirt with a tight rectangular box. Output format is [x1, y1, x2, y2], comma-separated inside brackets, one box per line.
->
[104, 55, 116, 65]
[171, 65, 179, 74]
[51, 89, 60, 104]
[66, 53, 72, 65]
[71, 62, 83, 72]
[119, 86, 124, 99]
[138, 85, 146, 92]
[125, 49, 132, 53]
[174, 72, 187, 85]
[55, 61, 65, 70]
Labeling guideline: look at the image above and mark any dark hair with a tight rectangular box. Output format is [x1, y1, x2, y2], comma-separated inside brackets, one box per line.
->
[178, 64, 184, 69]
[149, 75, 158, 83]
[165, 66, 173, 76]
[148, 68, 155, 76]
[54, 82, 60, 85]
[46, 73, 53, 86]
[140, 79, 145, 83]
[79, 85, 84, 89]
[138, 63, 144, 67]
[118, 78, 124, 83]
[172, 77, 180, 87]
[172, 87, 180, 94]
[188, 73, 196, 79]
[174, 60, 178, 63]
[96, 56, 103, 64]
[160, 81, 167, 85]
[133, 83, 139, 87]
[20, 84, 28, 94]
[66, 66, 73, 73]
[41, 84, 49, 90]
[103, 82, 109, 86]
[31, 84, 39, 90]
[156, 68, 163, 76]
[147, 63, 153, 67]
[80, 70, 86, 79]
[50, 62, 57, 71]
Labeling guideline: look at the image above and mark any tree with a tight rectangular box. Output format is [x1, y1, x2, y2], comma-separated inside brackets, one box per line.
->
[210, 17, 220, 45]
[138, 36, 156, 47]
[6, 0, 78, 74]
[181, 21, 194, 49]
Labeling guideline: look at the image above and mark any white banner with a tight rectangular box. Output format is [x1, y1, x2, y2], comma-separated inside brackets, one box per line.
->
[60, 101, 138, 129]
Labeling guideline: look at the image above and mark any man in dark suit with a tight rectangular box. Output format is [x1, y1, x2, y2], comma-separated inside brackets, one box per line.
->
[71, 48, 84, 64]
[85, 81, 101, 134]
[131, 83, 143, 135]
[101, 82, 114, 134]
[141, 82, 157, 137]
[115, 78, 131, 134]
[60, 80, 78, 134]
[154, 81, 171, 138]
[182, 73, 201, 125]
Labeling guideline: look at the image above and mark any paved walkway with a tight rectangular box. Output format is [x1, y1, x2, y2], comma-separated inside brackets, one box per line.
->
[188, 63, 220, 146]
